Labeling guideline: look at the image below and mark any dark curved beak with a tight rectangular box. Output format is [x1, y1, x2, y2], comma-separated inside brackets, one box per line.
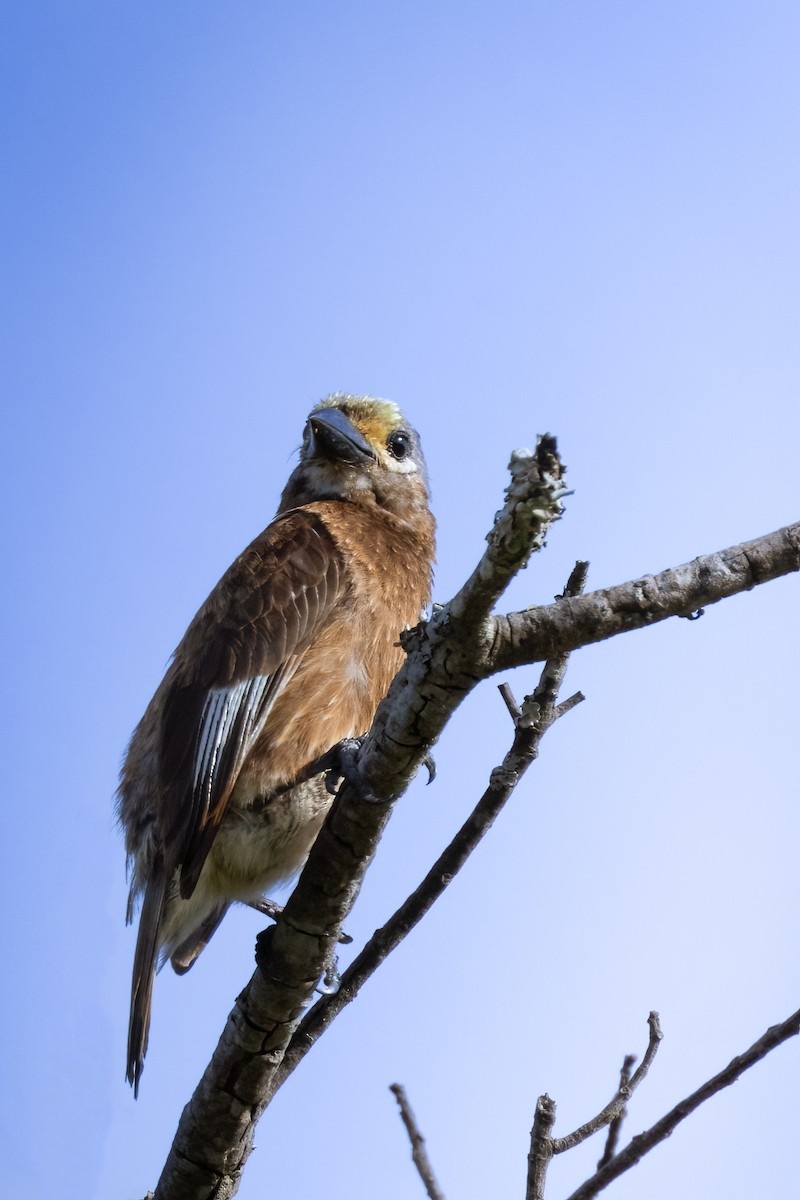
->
[307, 407, 376, 465]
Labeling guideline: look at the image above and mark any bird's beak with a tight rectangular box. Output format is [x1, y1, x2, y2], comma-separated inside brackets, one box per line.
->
[306, 408, 376, 464]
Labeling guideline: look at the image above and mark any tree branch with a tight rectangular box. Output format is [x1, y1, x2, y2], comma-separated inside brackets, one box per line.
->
[525, 1013, 662, 1200]
[526, 1094, 557, 1200]
[152, 438, 569, 1199]
[490, 521, 800, 673]
[553, 1013, 663, 1153]
[565, 1005, 800, 1200]
[596, 1055, 636, 1170]
[147, 433, 799, 1199]
[390, 1083, 446, 1200]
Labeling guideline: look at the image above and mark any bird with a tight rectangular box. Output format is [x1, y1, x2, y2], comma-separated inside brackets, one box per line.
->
[117, 394, 435, 1095]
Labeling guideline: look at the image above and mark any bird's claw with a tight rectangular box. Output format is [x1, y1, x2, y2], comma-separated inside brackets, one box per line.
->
[422, 751, 436, 785]
[323, 739, 434, 798]
[323, 736, 382, 804]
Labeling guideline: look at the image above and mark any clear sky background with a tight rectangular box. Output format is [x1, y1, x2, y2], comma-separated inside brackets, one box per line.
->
[3, 3, 799, 1198]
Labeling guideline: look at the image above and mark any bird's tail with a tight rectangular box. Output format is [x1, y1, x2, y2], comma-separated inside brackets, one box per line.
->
[127, 861, 167, 1097]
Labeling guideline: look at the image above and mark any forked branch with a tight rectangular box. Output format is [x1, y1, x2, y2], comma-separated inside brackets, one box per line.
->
[525, 1005, 800, 1200]
[526, 1013, 663, 1200]
[146, 436, 799, 1200]
[565, 1005, 800, 1200]
[152, 437, 569, 1199]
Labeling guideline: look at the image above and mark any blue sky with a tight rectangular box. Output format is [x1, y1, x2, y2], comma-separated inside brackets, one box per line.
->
[3, 4, 799, 1198]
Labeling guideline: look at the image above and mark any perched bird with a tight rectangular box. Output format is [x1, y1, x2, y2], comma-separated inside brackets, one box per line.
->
[118, 394, 435, 1094]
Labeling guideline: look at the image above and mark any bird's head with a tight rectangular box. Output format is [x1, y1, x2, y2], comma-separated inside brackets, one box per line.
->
[278, 393, 432, 525]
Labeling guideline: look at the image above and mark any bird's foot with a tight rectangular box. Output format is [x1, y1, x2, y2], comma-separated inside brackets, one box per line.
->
[256, 930, 344, 992]
[255, 931, 349, 986]
[321, 738, 435, 798]
[322, 736, 382, 804]
[249, 895, 353, 946]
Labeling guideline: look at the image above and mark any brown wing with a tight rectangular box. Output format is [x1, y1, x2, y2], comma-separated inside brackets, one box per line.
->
[157, 508, 346, 897]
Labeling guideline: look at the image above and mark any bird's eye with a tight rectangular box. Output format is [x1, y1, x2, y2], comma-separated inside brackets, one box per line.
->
[387, 431, 411, 460]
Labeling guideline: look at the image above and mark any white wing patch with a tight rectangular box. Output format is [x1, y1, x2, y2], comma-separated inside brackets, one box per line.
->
[192, 676, 273, 810]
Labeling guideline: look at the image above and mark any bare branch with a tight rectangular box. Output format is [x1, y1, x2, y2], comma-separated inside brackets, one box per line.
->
[525, 1014, 662, 1200]
[561, 560, 591, 598]
[526, 1094, 557, 1200]
[490, 522, 800, 673]
[566, 1005, 800, 1200]
[152, 439, 568, 1199]
[596, 1055, 636, 1170]
[146, 434, 798, 1199]
[448, 437, 569, 626]
[498, 680, 522, 720]
[553, 1013, 663, 1153]
[554, 691, 585, 719]
[390, 1083, 446, 1200]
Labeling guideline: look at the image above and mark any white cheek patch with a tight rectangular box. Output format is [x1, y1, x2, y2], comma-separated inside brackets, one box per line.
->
[380, 453, 420, 477]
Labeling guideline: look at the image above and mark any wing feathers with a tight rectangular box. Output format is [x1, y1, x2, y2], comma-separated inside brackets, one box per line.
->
[158, 510, 346, 896]
[178, 674, 279, 896]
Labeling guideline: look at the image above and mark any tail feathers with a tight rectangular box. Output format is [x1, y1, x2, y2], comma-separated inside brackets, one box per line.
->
[170, 902, 229, 975]
[127, 862, 167, 1097]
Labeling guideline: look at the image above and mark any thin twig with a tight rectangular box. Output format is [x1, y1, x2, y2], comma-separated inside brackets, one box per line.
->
[561, 560, 590, 598]
[554, 691, 585, 720]
[565, 1005, 800, 1200]
[390, 1083, 446, 1200]
[597, 1055, 636, 1170]
[498, 681, 522, 720]
[553, 1013, 663, 1153]
[524, 1013, 662, 1200]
